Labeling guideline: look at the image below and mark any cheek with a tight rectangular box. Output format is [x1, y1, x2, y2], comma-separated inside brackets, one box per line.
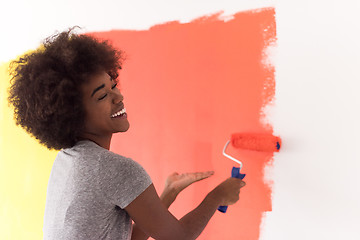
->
[83, 104, 100, 127]
[83, 100, 112, 128]
[90, 102, 111, 122]
[83, 112, 96, 130]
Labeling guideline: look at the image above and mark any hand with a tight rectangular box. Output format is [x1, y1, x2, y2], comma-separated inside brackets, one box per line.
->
[160, 171, 214, 208]
[210, 177, 246, 206]
[164, 171, 214, 195]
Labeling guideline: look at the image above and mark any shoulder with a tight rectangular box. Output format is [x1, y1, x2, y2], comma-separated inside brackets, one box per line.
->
[64, 140, 123, 161]
[99, 150, 148, 179]
[61, 140, 143, 170]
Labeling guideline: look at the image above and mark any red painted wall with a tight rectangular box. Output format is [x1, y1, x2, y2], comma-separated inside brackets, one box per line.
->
[90, 8, 276, 239]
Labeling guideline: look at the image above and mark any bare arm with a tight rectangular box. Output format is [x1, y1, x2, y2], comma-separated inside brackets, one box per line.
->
[131, 171, 214, 240]
[178, 178, 244, 239]
[127, 177, 245, 240]
[130, 186, 177, 240]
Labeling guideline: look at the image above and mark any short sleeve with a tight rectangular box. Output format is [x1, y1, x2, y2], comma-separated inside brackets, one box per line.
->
[99, 152, 152, 209]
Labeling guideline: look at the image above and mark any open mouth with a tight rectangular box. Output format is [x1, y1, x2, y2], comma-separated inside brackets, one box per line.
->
[111, 108, 127, 118]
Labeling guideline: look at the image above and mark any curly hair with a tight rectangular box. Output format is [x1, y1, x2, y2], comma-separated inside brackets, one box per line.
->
[8, 28, 125, 150]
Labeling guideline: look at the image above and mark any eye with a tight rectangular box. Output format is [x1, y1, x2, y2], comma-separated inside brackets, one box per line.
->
[97, 83, 118, 100]
[98, 94, 107, 100]
[111, 83, 118, 89]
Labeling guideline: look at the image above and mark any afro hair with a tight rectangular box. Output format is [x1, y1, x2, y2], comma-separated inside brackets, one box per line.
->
[8, 28, 125, 150]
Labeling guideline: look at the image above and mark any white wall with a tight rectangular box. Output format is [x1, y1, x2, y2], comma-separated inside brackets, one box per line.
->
[1, 0, 359, 239]
[262, 1, 360, 239]
[0, 0, 274, 63]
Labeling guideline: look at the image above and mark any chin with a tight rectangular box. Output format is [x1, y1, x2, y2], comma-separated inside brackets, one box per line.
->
[118, 123, 130, 132]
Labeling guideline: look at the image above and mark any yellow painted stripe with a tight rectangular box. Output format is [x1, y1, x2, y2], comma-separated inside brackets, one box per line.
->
[0, 59, 57, 240]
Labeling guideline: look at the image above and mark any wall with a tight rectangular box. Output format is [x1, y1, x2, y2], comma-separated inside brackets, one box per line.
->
[262, 1, 360, 239]
[0, 0, 359, 239]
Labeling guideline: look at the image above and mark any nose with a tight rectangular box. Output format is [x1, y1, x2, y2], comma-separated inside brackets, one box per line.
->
[112, 91, 124, 104]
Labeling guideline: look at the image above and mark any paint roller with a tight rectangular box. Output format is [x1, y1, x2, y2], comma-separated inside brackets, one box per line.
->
[218, 133, 281, 213]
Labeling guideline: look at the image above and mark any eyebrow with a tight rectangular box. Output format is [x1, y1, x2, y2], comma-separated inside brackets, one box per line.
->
[91, 84, 105, 97]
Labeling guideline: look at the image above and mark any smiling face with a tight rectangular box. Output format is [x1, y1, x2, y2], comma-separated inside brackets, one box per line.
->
[80, 71, 129, 148]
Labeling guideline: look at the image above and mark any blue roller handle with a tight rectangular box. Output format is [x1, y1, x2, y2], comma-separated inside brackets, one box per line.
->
[217, 167, 246, 213]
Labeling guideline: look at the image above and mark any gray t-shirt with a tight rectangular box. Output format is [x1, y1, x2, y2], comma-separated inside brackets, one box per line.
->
[43, 140, 152, 240]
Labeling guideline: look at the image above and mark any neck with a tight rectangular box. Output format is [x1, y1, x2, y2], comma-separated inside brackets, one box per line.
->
[80, 133, 112, 150]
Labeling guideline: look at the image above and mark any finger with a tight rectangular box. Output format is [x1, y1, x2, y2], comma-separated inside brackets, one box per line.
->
[199, 171, 214, 178]
[193, 171, 214, 181]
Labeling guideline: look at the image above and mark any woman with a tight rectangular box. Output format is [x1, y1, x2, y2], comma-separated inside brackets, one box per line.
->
[8, 29, 245, 240]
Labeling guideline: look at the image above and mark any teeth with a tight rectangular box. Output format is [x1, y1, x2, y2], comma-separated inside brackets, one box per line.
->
[111, 108, 126, 118]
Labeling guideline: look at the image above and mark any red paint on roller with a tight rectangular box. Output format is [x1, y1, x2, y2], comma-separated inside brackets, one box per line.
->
[231, 133, 281, 152]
